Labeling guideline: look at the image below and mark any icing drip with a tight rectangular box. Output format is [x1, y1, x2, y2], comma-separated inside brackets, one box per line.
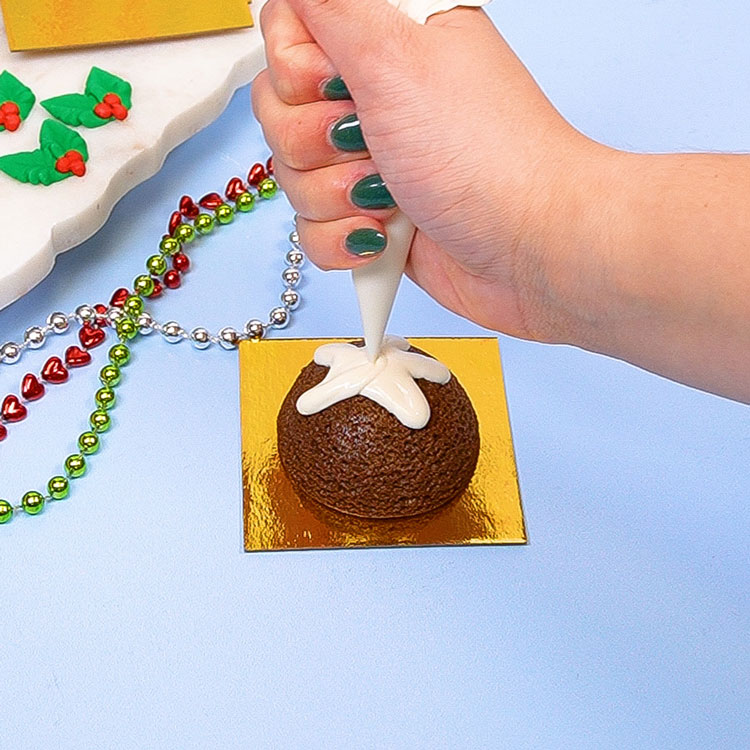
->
[296, 336, 451, 429]
[388, 0, 491, 24]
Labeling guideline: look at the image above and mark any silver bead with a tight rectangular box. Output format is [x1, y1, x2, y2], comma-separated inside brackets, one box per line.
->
[218, 326, 240, 350]
[269, 307, 289, 329]
[136, 312, 154, 334]
[0, 342, 21, 364]
[281, 267, 301, 287]
[74, 305, 96, 323]
[286, 248, 304, 268]
[161, 321, 184, 344]
[106, 307, 125, 324]
[244, 319, 265, 340]
[281, 288, 300, 310]
[47, 312, 69, 333]
[190, 327, 212, 350]
[289, 229, 300, 245]
[24, 326, 46, 349]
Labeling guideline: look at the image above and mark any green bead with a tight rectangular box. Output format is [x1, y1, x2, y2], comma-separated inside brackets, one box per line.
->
[174, 223, 196, 243]
[123, 295, 144, 316]
[47, 476, 70, 500]
[109, 343, 131, 367]
[78, 431, 100, 455]
[96, 387, 116, 410]
[133, 275, 155, 297]
[90, 409, 112, 433]
[215, 203, 234, 224]
[235, 192, 255, 212]
[116, 318, 137, 341]
[99, 364, 121, 387]
[65, 454, 86, 479]
[258, 178, 278, 199]
[159, 237, 181, 256]
[146, 254, 167, 275]
[195, 213, 215, 234]
[0, 499, 13, 524]
[22, 491, 45, 515]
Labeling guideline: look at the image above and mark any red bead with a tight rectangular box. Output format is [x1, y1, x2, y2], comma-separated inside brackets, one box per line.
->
[79, 323, 106, 349]
[21, 374, 45, 402]
[163, 270, 181, 289]
[199, 192, 223, 210]
[41, 357, 69, 384]
[94, 304, 108, 326]
[266, 155, 274, 175]
[2, 394, 27, 423]
[247, 163, 267, 187]
[0, 424, 6, 441]
[172, 253, 190, 272]
[65, 346, 92, 368]
[168, 211, 183, 236]
[179, 195, 199, 219]
[147, 279, 164, 298]
[225, 177, 246, 201]
[110, 288, 129, 308]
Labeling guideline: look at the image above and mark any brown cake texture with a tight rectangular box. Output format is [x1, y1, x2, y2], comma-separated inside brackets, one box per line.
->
[277, 343, 480, 519]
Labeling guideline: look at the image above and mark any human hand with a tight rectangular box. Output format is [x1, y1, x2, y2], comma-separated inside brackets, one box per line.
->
[252, 0, 601, 342]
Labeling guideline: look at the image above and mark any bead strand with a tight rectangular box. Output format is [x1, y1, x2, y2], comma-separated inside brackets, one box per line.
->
[0, 159, 305, 525]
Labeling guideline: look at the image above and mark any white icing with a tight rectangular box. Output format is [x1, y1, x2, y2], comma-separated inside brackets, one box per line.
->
[296, 336, 450, 429]
[388, 0, 491, 24]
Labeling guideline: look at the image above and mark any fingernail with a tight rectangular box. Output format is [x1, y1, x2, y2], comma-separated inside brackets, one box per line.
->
[322, 75, 351, 100]
[330, 113, 366, 152]
[350, 174, 396, 209]
[345, 228, 387, 256]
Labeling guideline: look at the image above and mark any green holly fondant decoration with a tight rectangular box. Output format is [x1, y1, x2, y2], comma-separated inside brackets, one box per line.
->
[41, 67, 132, 128]
[0, 119, 89, 185]
[0, 71, 36, 132]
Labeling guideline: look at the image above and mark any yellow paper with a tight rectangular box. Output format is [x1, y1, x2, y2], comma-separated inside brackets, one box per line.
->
[1, 0, 253, 51]
[240, 337, 526, 552]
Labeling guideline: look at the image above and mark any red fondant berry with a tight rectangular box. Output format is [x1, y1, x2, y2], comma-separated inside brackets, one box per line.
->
[103, 93, 121, 105]
[111, 104, 128, 121]
[4, 115, 20, 132]
[94, 102, 113, 119]
[0, 101, 19, 115]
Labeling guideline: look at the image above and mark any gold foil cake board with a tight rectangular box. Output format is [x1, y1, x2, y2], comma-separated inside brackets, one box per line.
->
[1, 0, 253, 51]
[240, 337, 526, 552]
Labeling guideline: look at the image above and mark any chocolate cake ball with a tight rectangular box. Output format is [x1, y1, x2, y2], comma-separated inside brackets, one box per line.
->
[277, 344, 480, 519]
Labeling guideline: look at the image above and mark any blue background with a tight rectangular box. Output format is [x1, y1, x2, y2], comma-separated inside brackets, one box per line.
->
[1, 1, 748, 747]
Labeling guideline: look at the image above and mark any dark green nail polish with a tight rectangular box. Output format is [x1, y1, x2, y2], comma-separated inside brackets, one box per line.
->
[345, 228, 387, 256]
[350, 174, 396, 209]
[330, 114, 366, 152]
[322, 76, 351, 100]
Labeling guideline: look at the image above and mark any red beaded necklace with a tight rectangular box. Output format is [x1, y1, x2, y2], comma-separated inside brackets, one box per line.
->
[0, 155, 304, 523]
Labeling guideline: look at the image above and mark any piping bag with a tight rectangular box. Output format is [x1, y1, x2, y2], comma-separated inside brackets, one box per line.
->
[351, 0, 490, 361]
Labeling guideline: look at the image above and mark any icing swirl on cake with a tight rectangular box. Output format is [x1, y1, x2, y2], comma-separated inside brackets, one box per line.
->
[296, 336, 451, 429]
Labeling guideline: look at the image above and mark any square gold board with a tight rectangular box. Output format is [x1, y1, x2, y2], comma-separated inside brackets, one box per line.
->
[240, 337, 526, 552]
[1, 0, 253, 51]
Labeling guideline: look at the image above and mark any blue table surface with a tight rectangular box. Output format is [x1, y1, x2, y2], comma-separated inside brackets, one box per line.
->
[2, 2, 748, 748]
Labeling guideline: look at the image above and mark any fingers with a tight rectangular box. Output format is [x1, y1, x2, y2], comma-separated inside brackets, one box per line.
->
[260, 0, 339, 105]
[297, 216, 389, 270]
[252, 71, 368, 171]
[274, 158, 397, 222]
[284, 0, 419, 93]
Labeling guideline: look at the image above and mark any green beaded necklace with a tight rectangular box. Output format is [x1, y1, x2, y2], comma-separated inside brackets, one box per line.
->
[0, 157, 303, 524]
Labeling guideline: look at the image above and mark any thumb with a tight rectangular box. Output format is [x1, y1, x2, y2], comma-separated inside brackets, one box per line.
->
[285, 0, 420, 90]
